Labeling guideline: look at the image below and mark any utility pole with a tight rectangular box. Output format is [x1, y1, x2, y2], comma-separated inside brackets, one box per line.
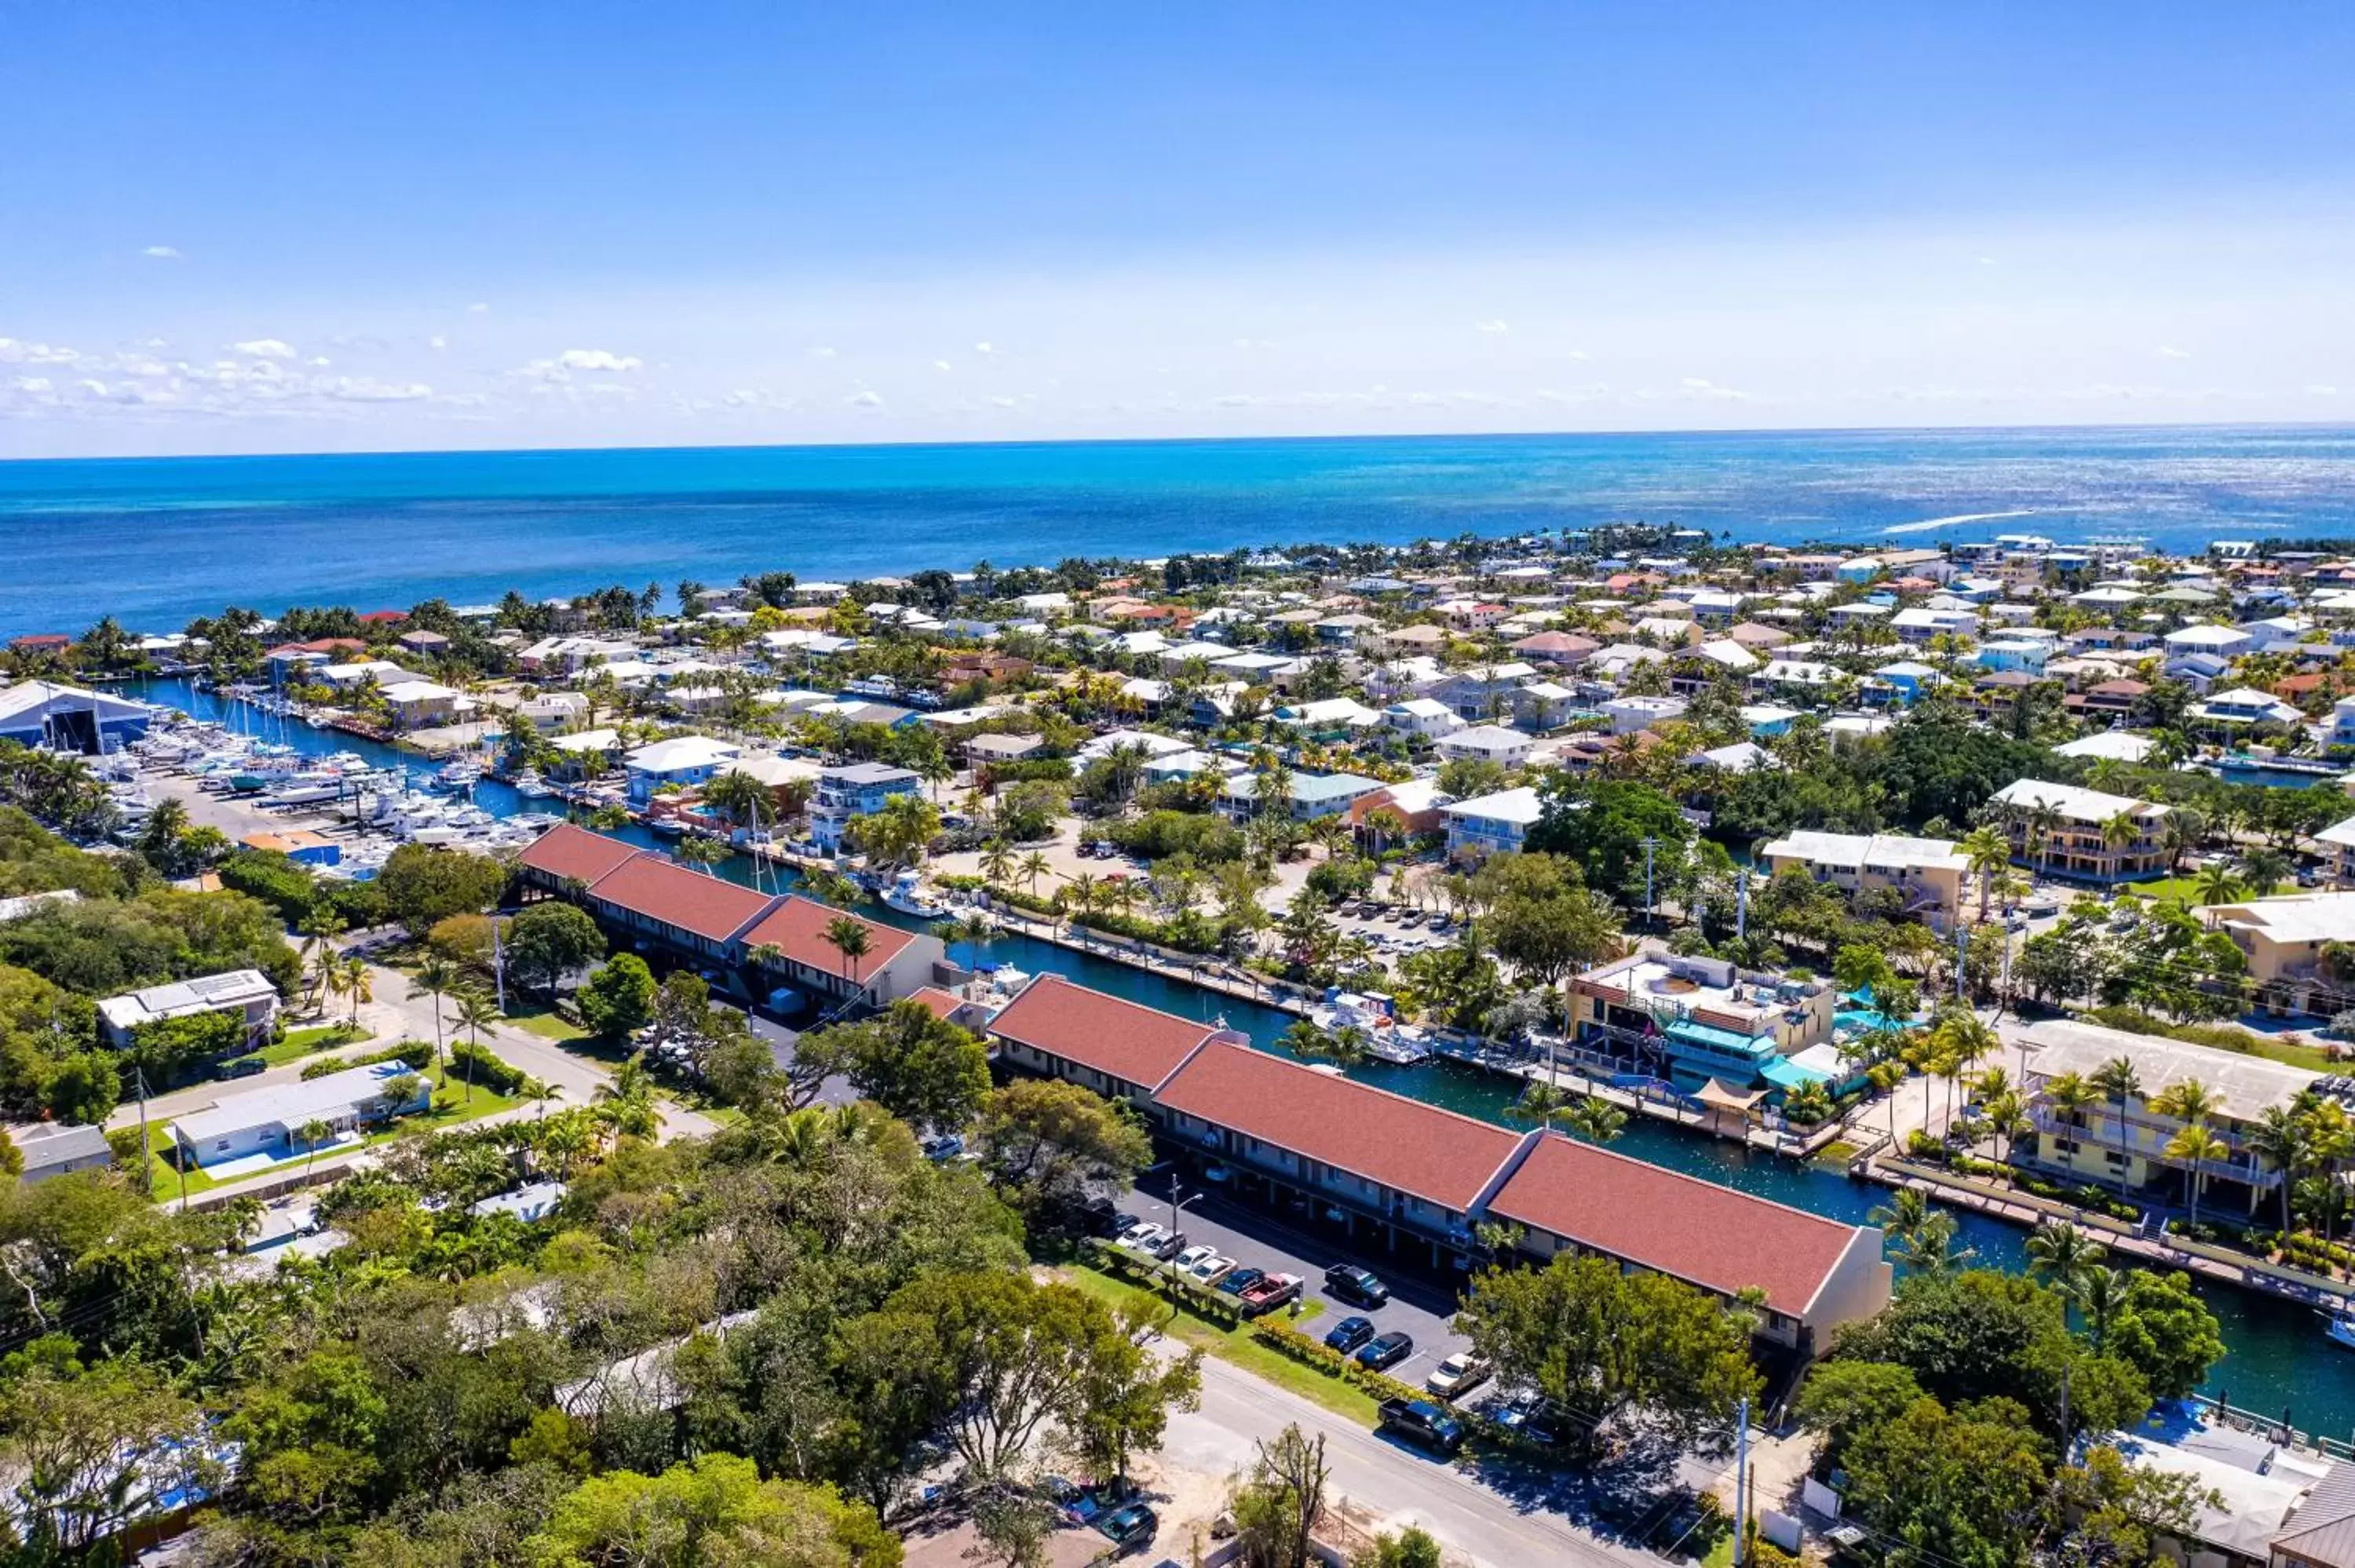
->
[491, 913, 507, 1013]
[1640, 836, 1660, 930]
[1732, 1395, 1751, 1568]
[1735, 866, 1750, 942]
[1955, 923, 1970, 1003]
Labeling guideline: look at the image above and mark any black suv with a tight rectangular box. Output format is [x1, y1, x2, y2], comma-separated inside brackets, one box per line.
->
[1325, 1264, 1389, 1307]
[1378, 1397, 1466, 1455]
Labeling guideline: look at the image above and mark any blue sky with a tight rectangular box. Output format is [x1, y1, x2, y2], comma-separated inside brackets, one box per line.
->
[5, 2, 2353, 454]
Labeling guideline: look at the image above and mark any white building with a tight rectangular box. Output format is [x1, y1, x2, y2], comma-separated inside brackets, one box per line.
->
[169, 1059, 430, 1169]
[1434, 724, 1534, 766]
[98, 970, 279, 1051]
[1442, 786, 1546, 862]
[1383, 697, 1463, 738]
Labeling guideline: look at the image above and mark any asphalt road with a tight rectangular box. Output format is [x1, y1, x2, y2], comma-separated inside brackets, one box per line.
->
[1130, 1165, 1473, 1388]
[1166, 1357, 1674, 1568]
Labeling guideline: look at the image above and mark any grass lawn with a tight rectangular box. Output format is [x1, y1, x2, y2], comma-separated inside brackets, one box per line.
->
[507, 1005, 596, 1045]
[1064, 1262, 1375, 1428]
[258, 1022, 372, 1066]
[2237, 1034, 2340, 1072]
[143, 1064, 524, 1202]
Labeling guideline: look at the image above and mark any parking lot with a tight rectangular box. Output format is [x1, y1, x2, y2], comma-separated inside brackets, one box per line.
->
[1126, 1163, 1474, 1391]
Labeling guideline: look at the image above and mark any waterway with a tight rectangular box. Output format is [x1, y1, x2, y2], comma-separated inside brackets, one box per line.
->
[129, 676, 2355, 1439]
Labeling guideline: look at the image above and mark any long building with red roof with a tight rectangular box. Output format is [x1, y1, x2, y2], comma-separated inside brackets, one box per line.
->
[511, 823, 942, 1005]
[983, 973, 1889, 1351]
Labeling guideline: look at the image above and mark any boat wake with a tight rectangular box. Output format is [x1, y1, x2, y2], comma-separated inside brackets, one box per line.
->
[1882, 509, 2038, 534]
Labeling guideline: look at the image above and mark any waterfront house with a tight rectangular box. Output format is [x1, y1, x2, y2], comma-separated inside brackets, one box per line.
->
[736, 896, 938, 1008]
[1597, 694, 1689, 735]
[1441, 786, 1545, 862]
[2202, 892, 2355, 1015]
[239, 830, 340, 868]
[378, 678, 458, 729]
[1484, 1132, 1889, 1353]
[1761, 830, 1972, 932]
[2021, 1017, 2314, 1213]
[984, 974, 1238, 1113]
[1987, 778, 2171, 883]
[1383, 697, 1463, 738]
[624, 735, 742, 805]
[169, 1059, 429, 1170]
[2196, 687, 2306, 727]
[1570, 952, 1834, 1092]
[97, 970, 278, 1052]
[809, 761, 923, 851]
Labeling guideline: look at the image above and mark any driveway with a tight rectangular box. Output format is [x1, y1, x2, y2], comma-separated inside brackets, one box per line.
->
[1130, 1164, 1473, 1388]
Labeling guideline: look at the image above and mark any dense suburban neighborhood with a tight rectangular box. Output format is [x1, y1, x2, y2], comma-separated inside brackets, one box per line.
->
[13, 524, 2355, 1563]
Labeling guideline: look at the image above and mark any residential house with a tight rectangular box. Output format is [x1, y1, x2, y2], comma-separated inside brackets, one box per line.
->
[1570, 951, 1835, 1092]
[1762, 830, 1973, 932]
[2203, 892, 2355, 1015]
[170, 1061, 431, 1170]
[98, 970, 279, 1051]
[13, 1123, 113, 1184]
[809, 761, 922, 851]
[1433, 724, 1534, 768]
[1217, 771, 1382, 822]
[1442, 786, 1544, 862]
[1597, 694, 1689, 735]
[1987, 779, 2171, 883]
[1383, 697, 1463, 738]
[623, 735, 743, 806]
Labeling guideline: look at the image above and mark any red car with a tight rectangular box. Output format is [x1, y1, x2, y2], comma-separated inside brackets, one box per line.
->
[1237, 1272, 1303, 1315]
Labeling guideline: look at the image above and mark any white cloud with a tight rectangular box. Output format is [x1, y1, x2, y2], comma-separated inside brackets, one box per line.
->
[2156, 345, 2193, 359]
[466, 302, 491, 313]
[309, 356, 332, 368]
[1475, 319, 1509, 334]
[232, 338, 298, 361]
[323, 377, 434, 403]
[141, 246, 181, 260]
[429, 335, 447, 351]
[933, 359, 952, 372]
[808, 345, 837, 359]
[2309, 385, 2342, 396]
[555, 348, 640, 372]
[974, 341, 995, 356]
[845, 390, 883, 407]
[12, 377, 50, 394]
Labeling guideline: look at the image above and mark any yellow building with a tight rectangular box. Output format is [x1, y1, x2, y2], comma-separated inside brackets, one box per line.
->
[1759, 830, 1973, 932]
[1987, 778, 2171, 884]
[2202, 891, 2355, 1016]
[2020, 1018, 2316, 1211]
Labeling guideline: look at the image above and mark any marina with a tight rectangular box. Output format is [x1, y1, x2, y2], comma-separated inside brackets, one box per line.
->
[104, 673, 2355, 1440]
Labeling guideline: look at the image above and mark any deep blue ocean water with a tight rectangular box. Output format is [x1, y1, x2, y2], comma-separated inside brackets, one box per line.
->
[8, 423, 2355, 636]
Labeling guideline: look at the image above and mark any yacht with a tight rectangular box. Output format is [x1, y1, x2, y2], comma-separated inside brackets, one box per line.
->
[882, 870, 951, 918]
[1309, 988, 1432, 1066]
[509, 767, 557, 799]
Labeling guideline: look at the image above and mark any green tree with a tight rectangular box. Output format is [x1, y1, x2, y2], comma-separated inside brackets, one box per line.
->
[527, 1451, 899, 1567]
[576, 954, 659, 1041]
[974, 1078, 1153, 1222]
[376, 843, 508, 939]
[1229, 1424, 1330, 1568]
[797, 1001, 992, 1132]
[506, 902, 607, 1000]
[1841, 1393, 2052, 1568]
[2103, 1270, 2225, 1400]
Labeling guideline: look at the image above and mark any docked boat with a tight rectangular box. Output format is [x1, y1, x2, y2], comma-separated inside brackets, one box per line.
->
[1309, 988, 1432, 1065]
[510, 767, 557, 799]
[429, 760, 480, 793]
[882, 870, 951, 918]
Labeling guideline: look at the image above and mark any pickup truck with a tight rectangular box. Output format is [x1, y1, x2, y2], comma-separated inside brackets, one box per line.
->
[1236, 1272, 1302, 1315]
[1377, 1397, 1466, 1456]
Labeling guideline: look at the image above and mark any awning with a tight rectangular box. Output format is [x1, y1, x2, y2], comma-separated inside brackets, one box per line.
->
[1696, 1078, 1771, 1114]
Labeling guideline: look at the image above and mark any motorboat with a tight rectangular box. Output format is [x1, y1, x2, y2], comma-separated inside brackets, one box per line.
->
[2324, 1303, 2355, 1351]
[510, 767, 557, 799]
[1309, 988, 1432, 1065]
[429, 760, 480, 793]
[881, 870, 951, 918]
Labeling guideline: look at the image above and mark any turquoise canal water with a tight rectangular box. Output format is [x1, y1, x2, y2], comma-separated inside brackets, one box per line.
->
[133, 676, 2355, 1438]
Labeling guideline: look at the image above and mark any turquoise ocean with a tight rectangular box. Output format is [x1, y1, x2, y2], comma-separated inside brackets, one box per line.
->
[6, 423, 2355, 636]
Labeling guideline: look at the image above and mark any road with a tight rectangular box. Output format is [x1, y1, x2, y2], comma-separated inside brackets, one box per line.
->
[1164, 1357, 1692, 1568]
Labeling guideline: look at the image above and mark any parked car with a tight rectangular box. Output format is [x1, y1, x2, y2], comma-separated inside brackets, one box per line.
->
[1237, 1273, 1303, 1315]
[1214, 1266, 1265, 1297]
[1041, 1475, 1101, 1526]
[1116, 1222, 1166, 1253]
[920, 1133, 966, 1162]
[1325, 1264, 1389, 1307]
[1097, 1503, 1159, 1548]
[1491, 1389, 1568, 1446]
[1324, 1315, 1377, 1354]
[1089, 1203, 1137, 1239]
[1355, 1331, 1415, 1371]
[1377, 1397, 1465, 1455]
[1171, 1244, 1219, 1274]
[1425, 1352, 1492, 1400]
[1185, 1253, 1236, 1285]
[1145, 1231, 1188, 1261]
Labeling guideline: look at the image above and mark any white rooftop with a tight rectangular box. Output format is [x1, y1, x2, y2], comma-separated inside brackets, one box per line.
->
[170, 1059, 421, 1146]
[1765, 830, 1968, 873]
[97, 969, 276, 1034]
[1441, 786, 1545, 826]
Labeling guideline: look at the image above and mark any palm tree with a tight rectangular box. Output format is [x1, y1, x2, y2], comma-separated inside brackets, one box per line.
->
[2240, 847, 2292, 899]
[540, 1112, 593, 1178]
[338, 957, 373, 1028]
[447, 988, 501, 1103]
[1960, 826, 2011, 922]
[699, 767, 771, 830]
[2193, 862, 2249, 907]
[1930, 1008, 1999, 1132]
[2099, 808, 2145, 871]
[2090, 1056, 2145, 1199]
[1868, 1187, 1933, 1252]
[408, 955, 459, 1081]
[1563, 1096, 1628, 1146]
[2076, 1266, 2127, 1350]
[2164, 1120, 2231, 1231]
[1017, 851, 1051, 896]
[593, 1052, 663, 1140]
[2025, 1218, 2105, 1299]
[518, 1074, 561, 1121]
[297, 911, 345, 1015]
[2247, 1103, 2310, 1234]
[1891, 1210, 1974, 1280]
[296, 1117, 334, 1179]
[1504, 1081, 1574, 1132]
[978, 839, 1015, 886]
[823, 914, 873, 997]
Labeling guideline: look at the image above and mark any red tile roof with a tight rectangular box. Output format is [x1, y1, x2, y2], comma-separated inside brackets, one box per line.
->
[587, 855, 776, 943]
[736, 895, 917, 979]
[904, 986, 966, 1022]
[1486, 1132, 1864, 1316]
[1155, 1041, 1523, 1212]
[515, 822, 647, 888]
[984, 975, 1222, 1092]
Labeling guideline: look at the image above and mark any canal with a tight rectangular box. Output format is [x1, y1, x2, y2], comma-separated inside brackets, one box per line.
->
[132, 679, 2355, 1439]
